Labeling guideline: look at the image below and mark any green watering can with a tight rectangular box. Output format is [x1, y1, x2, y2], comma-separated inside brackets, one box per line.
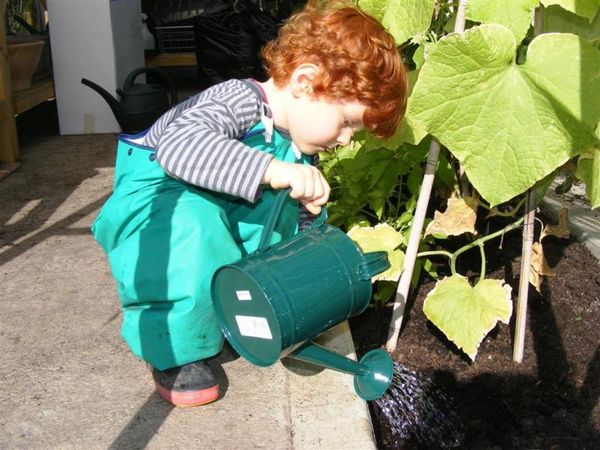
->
[211, 190, 394, 400]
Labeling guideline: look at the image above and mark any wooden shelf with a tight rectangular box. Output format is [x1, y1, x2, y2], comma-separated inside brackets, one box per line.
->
[145, 52, 196, 67]
[1, 0, 55, 167]
[13, 78, 55, 115]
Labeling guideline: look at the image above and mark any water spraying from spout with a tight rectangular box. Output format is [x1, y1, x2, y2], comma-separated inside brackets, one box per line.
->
[374, 362, 465, 448]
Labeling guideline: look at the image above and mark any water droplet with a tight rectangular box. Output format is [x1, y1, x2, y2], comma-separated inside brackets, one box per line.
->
[374, 362, 465, 448]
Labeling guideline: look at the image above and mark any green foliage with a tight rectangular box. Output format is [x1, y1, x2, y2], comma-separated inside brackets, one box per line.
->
[347, 223, 405, 281]
[408, 24, 600, 206]
[359, 0, 437, 45]
[541, 0, 600, 21]
[467, 0, 539, 42]
[320, 138, 428, 231]
[324, 0, 600, 355]
[423, 275, 513, 360]
[543, 4, 600, 46]
[320, 137, 433, 305]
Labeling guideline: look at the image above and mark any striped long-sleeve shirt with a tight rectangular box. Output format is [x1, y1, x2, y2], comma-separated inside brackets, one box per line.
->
[142, 79, 274, 202]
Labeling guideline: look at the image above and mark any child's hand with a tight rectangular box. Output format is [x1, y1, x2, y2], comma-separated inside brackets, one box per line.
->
[262, 159, 330, 214]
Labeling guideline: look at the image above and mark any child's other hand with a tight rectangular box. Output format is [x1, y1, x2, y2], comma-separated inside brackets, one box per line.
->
[262, 159, 330, 214]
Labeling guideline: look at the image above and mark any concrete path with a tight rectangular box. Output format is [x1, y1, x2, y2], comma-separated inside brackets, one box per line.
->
[0, 133, 376, 449]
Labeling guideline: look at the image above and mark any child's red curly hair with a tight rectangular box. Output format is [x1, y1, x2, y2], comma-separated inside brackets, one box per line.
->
[262, 2, 407, 139]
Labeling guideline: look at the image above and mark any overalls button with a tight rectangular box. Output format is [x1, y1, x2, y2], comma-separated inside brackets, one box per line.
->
[128, 148, 133, 156]
[149, 153, 156, 161]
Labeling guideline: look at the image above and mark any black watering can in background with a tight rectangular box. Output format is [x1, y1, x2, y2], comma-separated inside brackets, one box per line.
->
[81, 67, 177, 133]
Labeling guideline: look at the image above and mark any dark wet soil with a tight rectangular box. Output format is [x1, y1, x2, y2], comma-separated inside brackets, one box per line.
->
[351, 229, 600, 449]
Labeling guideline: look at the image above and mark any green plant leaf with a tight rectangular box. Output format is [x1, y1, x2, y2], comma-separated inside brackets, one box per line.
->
[409, 24, 600, 206]
[423, 275, 513, 360]
[383, 0, 437, 45]
[541, 0, 600, 21]
[576, 147, 600, 207]
[435, 150, 457, 189]
[372, 280, 399, 304]
[360, 0, 436, 45]
[543, 4, 600, 41]
[466, 0, 539, 42]
[357, 0, 389, 21]
[347, 223, 405, 281]
[406, 163, 423, 196]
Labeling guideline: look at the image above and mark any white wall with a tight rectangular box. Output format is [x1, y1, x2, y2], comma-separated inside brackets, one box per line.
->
[47, 0, 144, 134]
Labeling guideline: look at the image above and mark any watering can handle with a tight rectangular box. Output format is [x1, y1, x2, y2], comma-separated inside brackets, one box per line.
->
[257, 188, 292, 252]
[122, 67, 178, 105]
[256, 188, 327, 252]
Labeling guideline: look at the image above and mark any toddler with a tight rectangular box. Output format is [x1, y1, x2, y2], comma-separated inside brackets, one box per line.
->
[92, 1, 407, 407]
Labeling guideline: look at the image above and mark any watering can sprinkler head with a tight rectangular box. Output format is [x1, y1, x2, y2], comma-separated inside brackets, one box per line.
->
[211, 189, 394, 400]
[289, 342, 394, 401]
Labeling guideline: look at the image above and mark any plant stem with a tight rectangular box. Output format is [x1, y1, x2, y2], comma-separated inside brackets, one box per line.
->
[359, 208, 379, 221]
[417, 250, 453, 259]
[418, 217, 524, 280]
[450, 216, 524, 274]
[395, 175, 404, 217]
[482, 197, 526, 217]
[476, 243, 486, 286]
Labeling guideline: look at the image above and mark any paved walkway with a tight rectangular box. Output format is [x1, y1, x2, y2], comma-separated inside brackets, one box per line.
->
[0, 132, 376, 449]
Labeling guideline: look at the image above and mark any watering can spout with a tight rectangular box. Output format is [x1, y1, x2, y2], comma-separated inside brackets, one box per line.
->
[81, 77, 125, 128]
[288, 341, 394, 400]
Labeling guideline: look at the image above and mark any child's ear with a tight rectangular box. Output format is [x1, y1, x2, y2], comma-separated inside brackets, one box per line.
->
[290, 63, 319, 98]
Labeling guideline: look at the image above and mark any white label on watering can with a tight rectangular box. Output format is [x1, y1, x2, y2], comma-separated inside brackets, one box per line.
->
[236, 290, 252, 301]
[235, 315, 273, 340]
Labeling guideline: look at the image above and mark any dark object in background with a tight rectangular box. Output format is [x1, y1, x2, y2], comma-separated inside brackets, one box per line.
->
[193, 0, 280, 87]
[81, 67, 178, 133]
[142, 0, 217, 26]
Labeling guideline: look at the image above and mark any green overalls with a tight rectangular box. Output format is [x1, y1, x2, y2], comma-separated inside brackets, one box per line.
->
[92, 123, 309, 370]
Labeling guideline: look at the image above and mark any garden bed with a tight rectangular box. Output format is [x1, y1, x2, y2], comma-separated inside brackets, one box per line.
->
[350, 231, 600, 449]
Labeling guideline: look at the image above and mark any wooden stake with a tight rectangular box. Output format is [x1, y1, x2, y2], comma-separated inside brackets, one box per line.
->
[386, 139, 440, 352]
[385, 0, 469, 354]
[513, 189, 536, 362]
[513, 6, 544, 363]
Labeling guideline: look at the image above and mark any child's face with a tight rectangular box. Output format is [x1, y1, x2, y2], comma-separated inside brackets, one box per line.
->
[286, 96, 366, 155]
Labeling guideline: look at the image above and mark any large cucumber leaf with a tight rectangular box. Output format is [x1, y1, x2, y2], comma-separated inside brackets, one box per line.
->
[357, 0, 388, 20]
[543, 4, 600, 43]
[359, 0, 436, 45]
[408, 24, 600, 206]
[423, 275, 513, 360]
[541, 0, 600, 21]
[466, 0, 539, 42]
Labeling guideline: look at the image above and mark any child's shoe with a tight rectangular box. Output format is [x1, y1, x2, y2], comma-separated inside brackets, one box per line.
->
[152, 360, 220, 407]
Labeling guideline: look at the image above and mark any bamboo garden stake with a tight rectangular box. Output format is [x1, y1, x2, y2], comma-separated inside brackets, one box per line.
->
[386, 0, 469, 353]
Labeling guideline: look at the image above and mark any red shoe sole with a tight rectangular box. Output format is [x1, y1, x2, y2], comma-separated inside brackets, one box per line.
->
[155, 383, 220, 407]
